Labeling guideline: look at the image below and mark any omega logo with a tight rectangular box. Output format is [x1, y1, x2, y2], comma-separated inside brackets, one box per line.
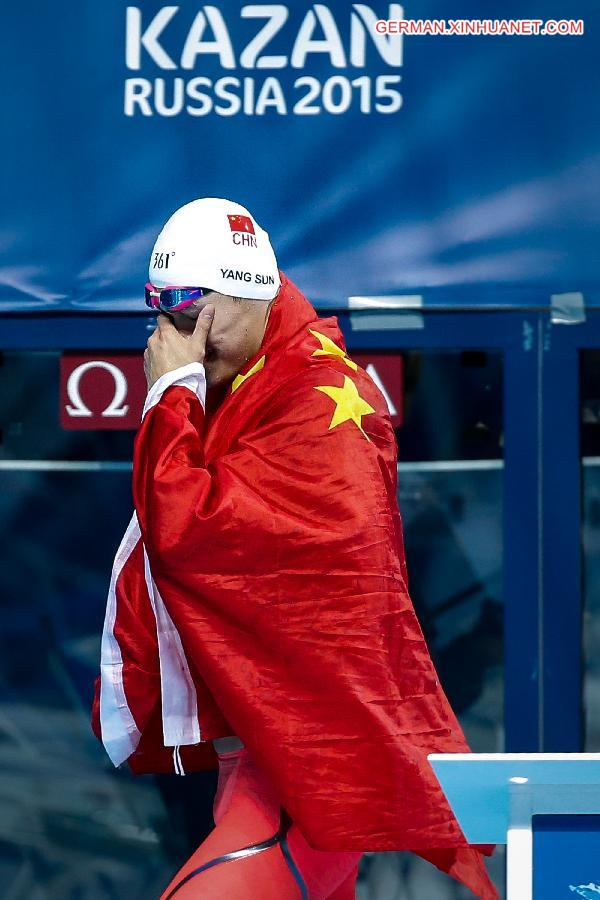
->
[65, 360, 130, 418]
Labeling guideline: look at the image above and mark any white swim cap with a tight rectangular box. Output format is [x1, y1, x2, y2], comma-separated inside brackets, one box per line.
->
[149, 198, 280, 300]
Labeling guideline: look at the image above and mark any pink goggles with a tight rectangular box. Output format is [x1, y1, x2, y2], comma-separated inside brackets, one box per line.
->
[145, 283, 212, 312]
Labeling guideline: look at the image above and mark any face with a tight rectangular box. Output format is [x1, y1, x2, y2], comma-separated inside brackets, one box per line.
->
[163, 290, 274, 389]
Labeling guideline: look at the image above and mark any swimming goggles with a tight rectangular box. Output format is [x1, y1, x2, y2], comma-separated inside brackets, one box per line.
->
[145, 283, 212, 312]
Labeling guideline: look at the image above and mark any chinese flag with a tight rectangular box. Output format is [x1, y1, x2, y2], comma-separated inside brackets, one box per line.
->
[227, 213, 255, 234]
[92, 273, 498, 899]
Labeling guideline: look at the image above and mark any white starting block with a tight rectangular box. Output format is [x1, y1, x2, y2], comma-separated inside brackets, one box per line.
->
[428, 753, 600, 899]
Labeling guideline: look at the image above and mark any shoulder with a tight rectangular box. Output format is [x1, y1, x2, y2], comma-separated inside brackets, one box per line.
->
[259, 347, 397, 458]
[267, 322, 386, 411]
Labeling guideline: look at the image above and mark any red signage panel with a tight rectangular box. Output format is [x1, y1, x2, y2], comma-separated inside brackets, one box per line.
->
[59, 352, 403, 430]
[60, 354, 146, 430]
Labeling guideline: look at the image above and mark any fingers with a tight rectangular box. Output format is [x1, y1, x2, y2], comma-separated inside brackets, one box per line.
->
[148, 313, 174, 347]
[156, 312, 175, 332]
[143, 348, 151, 388]
[191, 304, 215, 352]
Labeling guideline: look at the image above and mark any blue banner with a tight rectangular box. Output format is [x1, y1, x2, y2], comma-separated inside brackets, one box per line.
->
[1, 1, 598, 310]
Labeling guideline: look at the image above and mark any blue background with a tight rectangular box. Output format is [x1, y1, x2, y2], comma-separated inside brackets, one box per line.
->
[533, 815, 600, 898]
[1, 0, 598, 310]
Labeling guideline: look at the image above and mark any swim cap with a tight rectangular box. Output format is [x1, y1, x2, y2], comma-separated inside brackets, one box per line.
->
[149, 198, 280, 300]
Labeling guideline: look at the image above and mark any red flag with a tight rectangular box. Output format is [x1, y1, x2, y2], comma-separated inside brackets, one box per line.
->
[227, 213, 255, 234]
[92, 273, 498, 899]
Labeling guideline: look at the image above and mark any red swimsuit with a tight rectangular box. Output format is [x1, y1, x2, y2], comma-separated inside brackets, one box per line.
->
[160, 744, 362, 899]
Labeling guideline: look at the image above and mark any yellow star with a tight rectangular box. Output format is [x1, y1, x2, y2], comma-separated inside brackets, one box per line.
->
[231, 354, 266, 393]
[309, 329, 357, 370]
[315, 375, 375, 440]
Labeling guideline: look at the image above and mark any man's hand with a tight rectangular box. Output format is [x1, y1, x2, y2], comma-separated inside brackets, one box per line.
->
[144, 307, 215, 388]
